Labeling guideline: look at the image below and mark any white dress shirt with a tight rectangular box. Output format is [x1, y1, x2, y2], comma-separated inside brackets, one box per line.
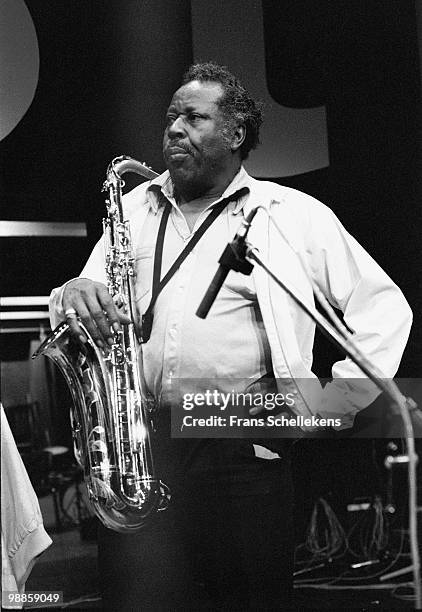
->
[49, 167, 412, 428]
[138, 169, 273, 404]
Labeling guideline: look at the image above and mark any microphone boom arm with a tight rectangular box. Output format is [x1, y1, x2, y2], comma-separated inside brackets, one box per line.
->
[244, 240, 421, 609]
[195, 204, 421, 607]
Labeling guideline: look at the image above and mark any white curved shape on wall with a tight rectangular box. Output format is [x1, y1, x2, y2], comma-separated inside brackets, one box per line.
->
[191, 0, 329, 177]
[0, 0, 39, 141]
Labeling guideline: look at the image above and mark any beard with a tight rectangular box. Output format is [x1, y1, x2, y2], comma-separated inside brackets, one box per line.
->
[164, 127, 234, 200]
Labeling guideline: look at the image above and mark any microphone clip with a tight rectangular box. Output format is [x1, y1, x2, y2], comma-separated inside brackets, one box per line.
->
[196, 208, 258, 319]
[218, 238, 254, 276]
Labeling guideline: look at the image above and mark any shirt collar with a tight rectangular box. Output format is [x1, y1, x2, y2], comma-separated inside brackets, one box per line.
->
[147, 166, 252, 214]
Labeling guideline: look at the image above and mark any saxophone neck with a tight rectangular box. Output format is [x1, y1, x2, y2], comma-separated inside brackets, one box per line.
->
[107, 155, 159, 183]
[102, 156, 159, 219]
[102, 155, 158, 338]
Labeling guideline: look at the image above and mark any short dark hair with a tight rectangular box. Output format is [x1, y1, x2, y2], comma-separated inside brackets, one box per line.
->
[182, 62, 263, 160]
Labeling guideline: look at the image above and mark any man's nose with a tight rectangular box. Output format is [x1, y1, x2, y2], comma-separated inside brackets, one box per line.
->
[167, 116, 186, 138]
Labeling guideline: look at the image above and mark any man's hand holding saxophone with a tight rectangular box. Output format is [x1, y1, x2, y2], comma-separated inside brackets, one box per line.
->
[62, 278, 132, 349]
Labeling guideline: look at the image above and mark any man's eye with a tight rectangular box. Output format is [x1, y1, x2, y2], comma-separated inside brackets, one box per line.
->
[188, 113, 202, 122]
[166, 115, 176, 126]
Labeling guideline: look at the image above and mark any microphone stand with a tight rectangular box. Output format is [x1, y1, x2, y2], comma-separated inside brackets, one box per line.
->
[243, 241, 421, 609]
[196, 206, 421, 608]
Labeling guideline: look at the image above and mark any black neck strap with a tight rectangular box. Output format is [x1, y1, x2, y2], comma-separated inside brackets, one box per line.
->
[140, 189, 246, 342]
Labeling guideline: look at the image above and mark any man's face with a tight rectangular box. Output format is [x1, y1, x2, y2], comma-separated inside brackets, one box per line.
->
[163, 80, 234, 197]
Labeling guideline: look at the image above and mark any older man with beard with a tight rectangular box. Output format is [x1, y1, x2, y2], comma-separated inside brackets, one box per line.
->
[49, 62, 412, 610]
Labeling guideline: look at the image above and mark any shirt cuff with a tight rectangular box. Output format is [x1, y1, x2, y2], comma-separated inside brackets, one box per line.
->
[48, 278, 80, 328]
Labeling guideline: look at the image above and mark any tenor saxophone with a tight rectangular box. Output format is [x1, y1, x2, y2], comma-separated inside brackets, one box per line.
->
[33, 156, 170, 532]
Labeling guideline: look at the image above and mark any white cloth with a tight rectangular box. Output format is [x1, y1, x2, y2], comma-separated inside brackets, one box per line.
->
[49, 168, 412, 429]
[1, 405, 52, 609]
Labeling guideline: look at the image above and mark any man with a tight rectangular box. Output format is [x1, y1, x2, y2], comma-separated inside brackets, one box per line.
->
[49, 63, 412, 610]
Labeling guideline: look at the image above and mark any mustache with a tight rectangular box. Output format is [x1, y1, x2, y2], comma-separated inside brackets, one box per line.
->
[165, 140, 195, 156]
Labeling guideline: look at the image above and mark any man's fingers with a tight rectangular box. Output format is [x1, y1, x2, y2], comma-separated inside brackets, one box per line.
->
[96, 286, 134, 327]
[116, 309, 132, 325]
[80, 300, 110, 347]
[62, 279, 135, 348]
[87, 290, 127, 346]
[65, 313, 86, 343]
[96, 285, 123, 335]
[63, 297, 88, 344]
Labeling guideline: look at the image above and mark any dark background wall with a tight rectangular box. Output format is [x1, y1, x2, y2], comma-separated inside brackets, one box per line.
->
[0, 0, 422, 524]
[0, 0, 421, 531]
[262, 0, 422, 377]
[1, 0, 421, 378]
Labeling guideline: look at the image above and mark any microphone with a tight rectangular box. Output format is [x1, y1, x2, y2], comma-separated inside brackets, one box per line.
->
[196, 208, 258, 319]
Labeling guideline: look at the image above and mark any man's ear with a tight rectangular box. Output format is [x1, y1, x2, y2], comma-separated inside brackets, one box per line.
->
[231, 124, 246, 153]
